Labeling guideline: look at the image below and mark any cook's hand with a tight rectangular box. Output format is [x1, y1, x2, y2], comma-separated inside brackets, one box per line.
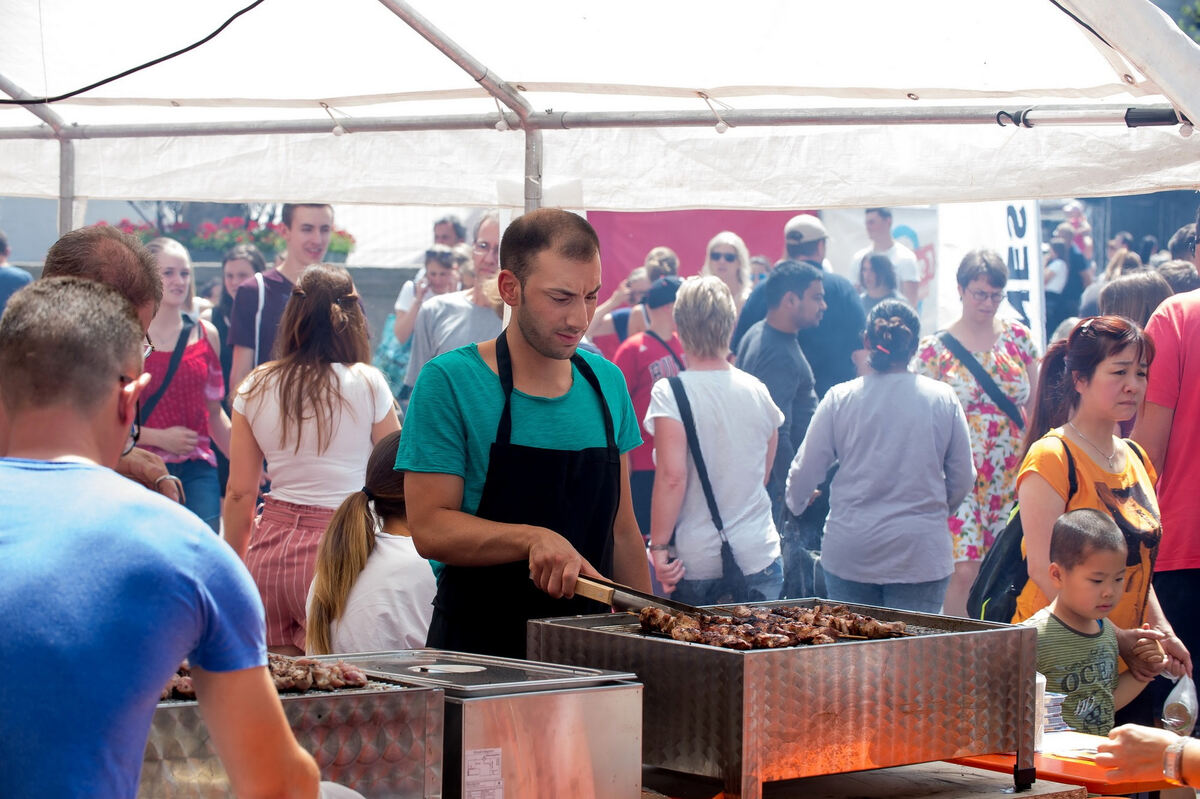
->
[1095, 724, 1181, 781]
[528, 528, 601, 599]
[650, 548, 685, 594]
[157, 426, 200, 456]
[1120, 624, 1169, 681]
[116, 448, 182, 503]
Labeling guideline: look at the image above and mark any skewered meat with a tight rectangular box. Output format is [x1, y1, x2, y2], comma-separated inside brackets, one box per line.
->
[639, 603, 907, 651]
[160, 655, 369, 701]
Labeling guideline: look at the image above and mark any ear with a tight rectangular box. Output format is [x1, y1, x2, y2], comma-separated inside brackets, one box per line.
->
[118, 372, 151, 426]
[496, 270, 522, 307]
[1047, 561, 1065, 590]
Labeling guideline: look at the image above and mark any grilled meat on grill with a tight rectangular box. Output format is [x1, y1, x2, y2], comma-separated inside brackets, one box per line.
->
[160, 655, 369, 701]
[639, 603, 906, 650]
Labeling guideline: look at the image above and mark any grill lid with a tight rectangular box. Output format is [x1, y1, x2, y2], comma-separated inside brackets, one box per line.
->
[337, 649, 637, 697]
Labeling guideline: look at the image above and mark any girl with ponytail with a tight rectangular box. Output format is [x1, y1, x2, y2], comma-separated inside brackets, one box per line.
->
[307, 431, 435, 655]
[1013, 316, 1190, 708]
[786, 299, 975, 612]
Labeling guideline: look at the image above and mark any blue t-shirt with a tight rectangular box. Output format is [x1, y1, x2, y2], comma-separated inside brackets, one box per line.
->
[395, 343, 642, 515]
[0, 459, 266, 798]
[0, 263, 33, 316]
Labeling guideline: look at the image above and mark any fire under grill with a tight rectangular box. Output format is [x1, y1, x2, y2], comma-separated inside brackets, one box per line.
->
[528, 599, 1036, 799]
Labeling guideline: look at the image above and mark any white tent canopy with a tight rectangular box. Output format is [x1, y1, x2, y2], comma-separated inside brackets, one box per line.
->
[2, 0, 1198, 226]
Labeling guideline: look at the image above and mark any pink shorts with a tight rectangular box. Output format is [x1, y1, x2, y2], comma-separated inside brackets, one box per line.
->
[245, 495, 335, 651]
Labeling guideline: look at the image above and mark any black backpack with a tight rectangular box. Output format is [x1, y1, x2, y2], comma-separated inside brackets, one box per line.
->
[967, 437, 1077, 622]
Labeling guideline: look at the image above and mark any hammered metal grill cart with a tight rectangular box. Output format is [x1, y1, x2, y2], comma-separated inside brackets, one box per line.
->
[340, 649, 642, 799]
[528, 599, 1037, 799]
[140, 679, 444, 799]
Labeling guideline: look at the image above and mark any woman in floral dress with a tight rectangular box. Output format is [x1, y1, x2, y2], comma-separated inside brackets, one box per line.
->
[914, 249, 1039, 617]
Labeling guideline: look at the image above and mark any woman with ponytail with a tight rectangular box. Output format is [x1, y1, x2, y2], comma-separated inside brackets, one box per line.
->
[785, 300, 975, 612]
[1013, 316, 1190, 689]
[307, 431, 435, 655]
[225, 264, 401, 654]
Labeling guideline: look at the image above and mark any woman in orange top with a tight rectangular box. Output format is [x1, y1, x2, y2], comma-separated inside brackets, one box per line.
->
[1014, 316, 1190, 682]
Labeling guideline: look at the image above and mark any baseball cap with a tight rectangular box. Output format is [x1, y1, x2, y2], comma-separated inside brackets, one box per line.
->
[784, 214, 828, 243]
[644, 275, 682, 309]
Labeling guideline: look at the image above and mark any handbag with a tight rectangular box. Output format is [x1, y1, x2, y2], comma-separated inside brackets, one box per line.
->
[938, 330, 1024, 430]
[667, 376, 755, 603]
[142, 314, 196, 420]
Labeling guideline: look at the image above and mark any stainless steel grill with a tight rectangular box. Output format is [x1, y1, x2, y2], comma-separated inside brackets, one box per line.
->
[528, 599, 1037, 799]
[140, 680, 444, 798]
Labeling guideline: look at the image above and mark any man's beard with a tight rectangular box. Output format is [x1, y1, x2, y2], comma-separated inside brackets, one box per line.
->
[515, 306, 577, 361]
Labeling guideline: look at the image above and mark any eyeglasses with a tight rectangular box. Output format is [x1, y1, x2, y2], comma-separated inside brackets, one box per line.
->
[144, 334, 155, 360]
[119, 374, 141, 456]
[710, 251, 738, 263]
[473, 241, 497, 256]
[966, 288, 1005, 304]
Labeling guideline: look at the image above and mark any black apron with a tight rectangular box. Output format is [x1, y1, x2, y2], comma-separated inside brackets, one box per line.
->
[425, 329, 621, 659]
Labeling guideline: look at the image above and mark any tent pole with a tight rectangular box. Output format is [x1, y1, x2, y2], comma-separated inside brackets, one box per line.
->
[524, 129, 542, 213]
[58, 140, 76, 235]
[375, 0, 533, 122]
[0, 71, 67, 133]
[0, 104, 1183, 143]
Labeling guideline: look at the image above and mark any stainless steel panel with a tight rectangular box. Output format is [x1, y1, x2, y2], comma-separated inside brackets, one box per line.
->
[140, 682, 444, 799]
[528, 599, 1037, 799]
[337, 648, 637, 697]
[446, 684, 642, 799]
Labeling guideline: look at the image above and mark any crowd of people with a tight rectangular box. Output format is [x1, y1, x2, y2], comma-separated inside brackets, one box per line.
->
[2, 197, 1199, 795]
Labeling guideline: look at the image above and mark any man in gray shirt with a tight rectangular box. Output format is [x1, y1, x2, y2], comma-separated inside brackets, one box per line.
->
[405, 212, 503, 388]
[736, 261, 825, 518]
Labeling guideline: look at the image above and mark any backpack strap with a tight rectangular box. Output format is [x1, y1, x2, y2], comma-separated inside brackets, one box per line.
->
[1061, 434, 1078, 501]
[1124, 438, 1149, 471]
[253, 271, 266, 365]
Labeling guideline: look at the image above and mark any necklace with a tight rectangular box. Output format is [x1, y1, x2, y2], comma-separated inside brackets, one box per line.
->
[1068, 420, 1117, 470]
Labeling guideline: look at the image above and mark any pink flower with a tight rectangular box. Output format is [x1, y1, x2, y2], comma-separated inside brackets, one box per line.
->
[990, 494, 1005, 511]
[949, 517, 964, 535]
[978, 460, 996, 483]
[988, 420, 1000, 438]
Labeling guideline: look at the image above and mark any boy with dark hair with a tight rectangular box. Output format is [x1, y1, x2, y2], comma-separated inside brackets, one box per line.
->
[1023, 508, 1159, 734]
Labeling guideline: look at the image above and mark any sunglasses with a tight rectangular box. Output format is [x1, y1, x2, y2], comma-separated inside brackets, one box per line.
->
[144, 333, 155, 360]
[709, 251, 738, 263]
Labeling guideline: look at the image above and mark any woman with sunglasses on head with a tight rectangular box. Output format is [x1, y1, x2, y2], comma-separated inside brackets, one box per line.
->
[225, 264, 401, 654]
[375, 245, 460, 399]
[914, 250, 1040, 617]
[137, 238, 232, 533]
[1013, 316, 1190, 711]
[701, 231, 752, 315]
[306, 430, 435, 654]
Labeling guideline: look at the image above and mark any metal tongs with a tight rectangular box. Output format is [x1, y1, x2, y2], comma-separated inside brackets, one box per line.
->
[573, 575, 732, 618]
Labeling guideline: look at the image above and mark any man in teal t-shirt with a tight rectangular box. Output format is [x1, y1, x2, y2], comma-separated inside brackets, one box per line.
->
[396, 209, 651, 658]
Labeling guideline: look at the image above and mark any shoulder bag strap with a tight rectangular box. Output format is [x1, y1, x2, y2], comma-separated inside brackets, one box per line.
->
[644, 330, 685, 372]
[142, 314, 196, 420]
[253, 271, 266, 365]
[667, 376, 724, 535]
[938, 330, 1024, 430]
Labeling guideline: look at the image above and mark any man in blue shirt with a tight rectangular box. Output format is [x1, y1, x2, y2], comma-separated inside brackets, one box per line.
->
[397, 208, 651, 658]
[0, 229, 32, 316]
[0, 278, 318, 798]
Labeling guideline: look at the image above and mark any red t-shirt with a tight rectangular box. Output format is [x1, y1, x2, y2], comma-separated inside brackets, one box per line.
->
[140, 322, 225, 466]
[1144, 290, 1200, 571]
[613, 331, 685, 472]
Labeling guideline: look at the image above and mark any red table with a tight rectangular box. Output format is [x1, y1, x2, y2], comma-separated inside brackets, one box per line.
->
[950, 752, 1176, 796]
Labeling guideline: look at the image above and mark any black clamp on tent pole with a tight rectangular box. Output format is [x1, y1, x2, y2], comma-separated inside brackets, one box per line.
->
[996, 109, 1034, 127]
[1125, 107, 1189, 127]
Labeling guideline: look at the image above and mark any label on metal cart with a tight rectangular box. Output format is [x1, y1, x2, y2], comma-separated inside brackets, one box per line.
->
[465, 747, 503, 799]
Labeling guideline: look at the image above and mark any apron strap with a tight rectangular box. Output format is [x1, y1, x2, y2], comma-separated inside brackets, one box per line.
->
[494, 328, 617, 455]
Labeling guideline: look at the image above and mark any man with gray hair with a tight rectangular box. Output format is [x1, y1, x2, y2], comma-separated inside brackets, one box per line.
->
[0, 278, 319, 797]
[404, 211, 504, 388]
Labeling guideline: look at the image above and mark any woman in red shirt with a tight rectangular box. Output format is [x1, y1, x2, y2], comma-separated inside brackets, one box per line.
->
[138, 238, 231, 532]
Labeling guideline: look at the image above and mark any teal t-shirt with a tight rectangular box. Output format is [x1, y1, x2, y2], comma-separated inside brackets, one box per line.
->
[395, 343, 642, 515]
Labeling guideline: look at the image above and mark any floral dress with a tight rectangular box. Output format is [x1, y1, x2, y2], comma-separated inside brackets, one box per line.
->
[913, 323, 1039, 561]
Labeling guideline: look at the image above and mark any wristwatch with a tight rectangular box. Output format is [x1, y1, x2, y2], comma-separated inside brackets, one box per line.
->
[1163, 736, 1189, 786]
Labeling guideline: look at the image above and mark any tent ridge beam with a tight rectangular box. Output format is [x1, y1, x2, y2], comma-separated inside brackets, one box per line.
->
[375, 0, 533, 122]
